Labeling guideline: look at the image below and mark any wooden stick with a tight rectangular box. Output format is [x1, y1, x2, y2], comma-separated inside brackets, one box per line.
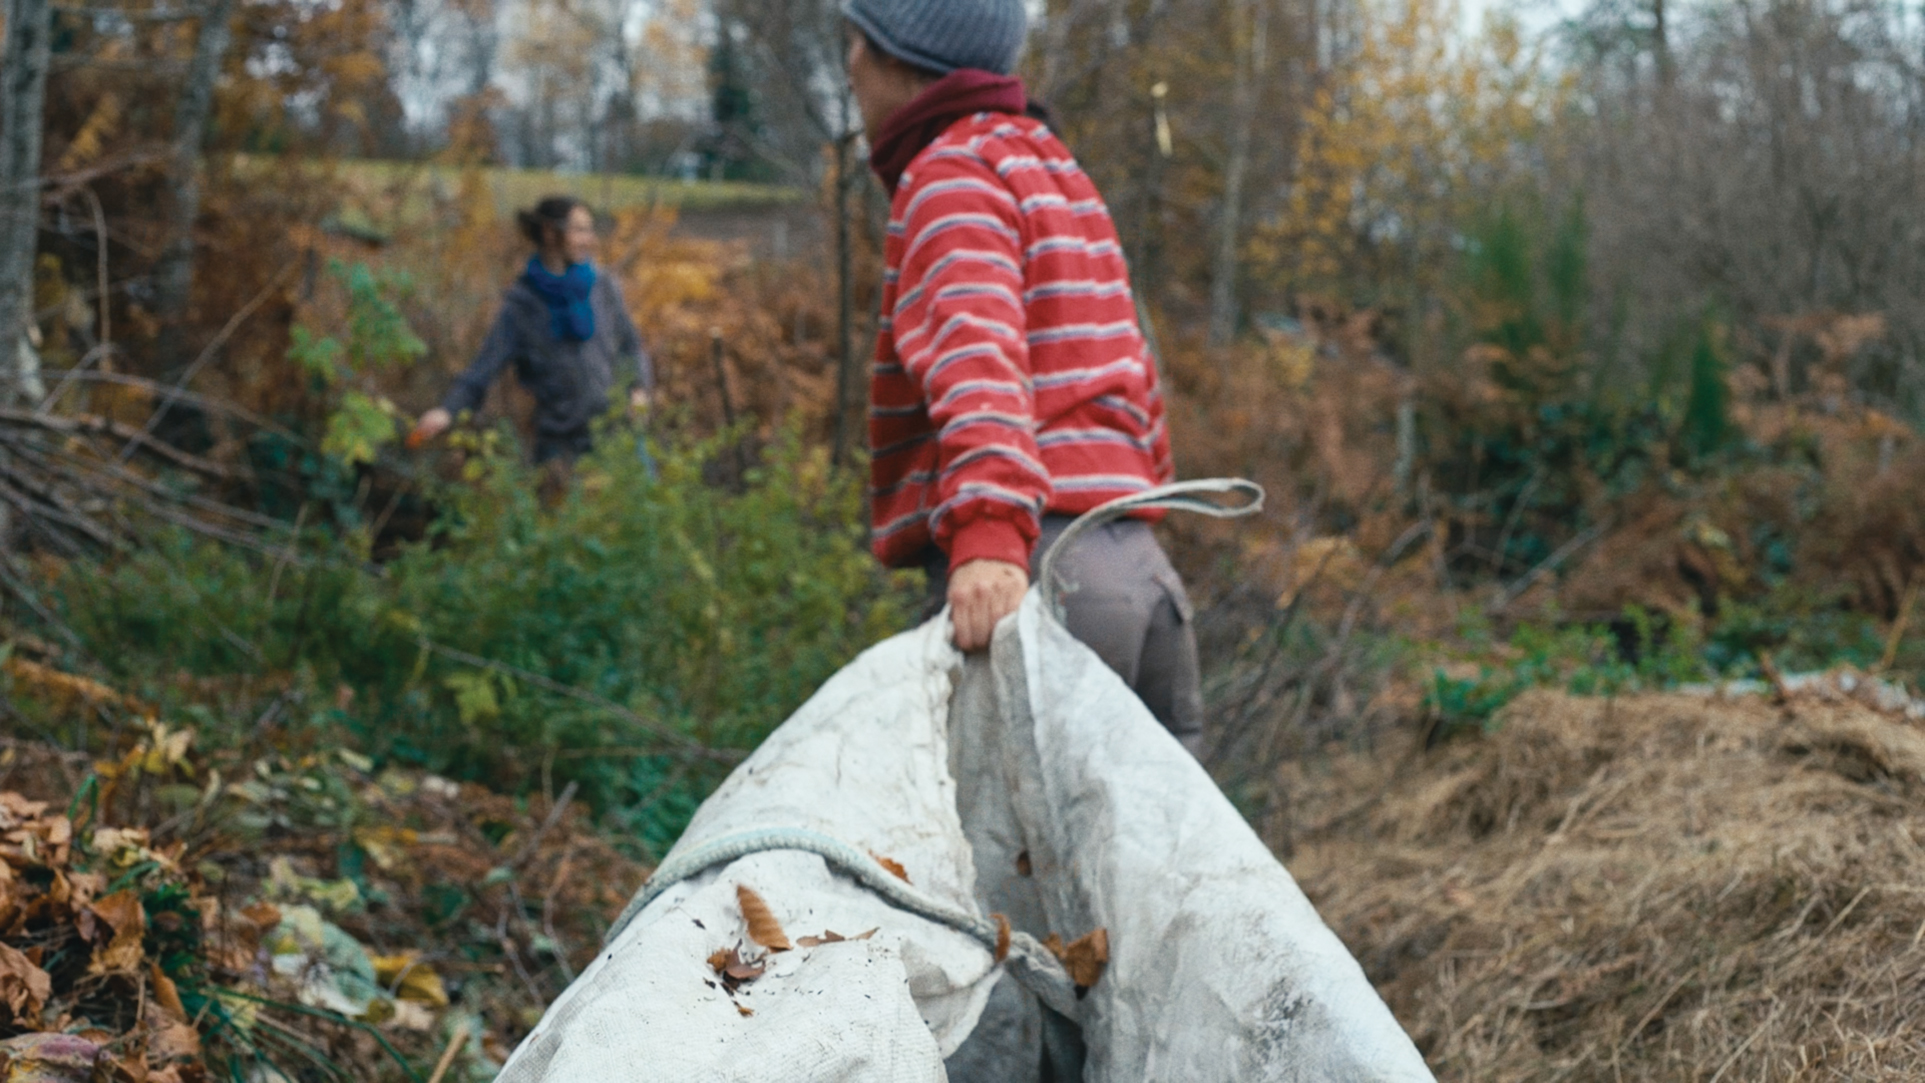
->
[1880, 580, 1920, 673]
[426, 1022, 471, 1083]
[119, 257, 298, 463]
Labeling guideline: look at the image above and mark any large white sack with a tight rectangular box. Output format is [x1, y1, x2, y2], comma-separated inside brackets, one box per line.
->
[496, 616, 993, 1083]
[945, 593, 1436, 1082]
[500, 497, 1433, 1081]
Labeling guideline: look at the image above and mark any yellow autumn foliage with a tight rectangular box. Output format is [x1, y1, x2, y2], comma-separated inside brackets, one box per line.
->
[1251, 0, 1559, 304]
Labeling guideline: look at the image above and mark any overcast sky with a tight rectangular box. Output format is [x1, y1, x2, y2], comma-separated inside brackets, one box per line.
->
[1460, 0, 1590, 38]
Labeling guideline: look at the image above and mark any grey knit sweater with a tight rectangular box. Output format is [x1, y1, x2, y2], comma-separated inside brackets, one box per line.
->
[442, 272, 653, 438]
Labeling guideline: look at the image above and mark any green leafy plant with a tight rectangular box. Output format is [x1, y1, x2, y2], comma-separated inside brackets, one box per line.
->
[38, 427, 920, 855]
[290, 259, 427, 468]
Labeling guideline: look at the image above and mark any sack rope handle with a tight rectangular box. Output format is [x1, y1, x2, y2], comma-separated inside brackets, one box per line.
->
[603, 826, 1088, 1020]
[1035, 478, 1265, 621]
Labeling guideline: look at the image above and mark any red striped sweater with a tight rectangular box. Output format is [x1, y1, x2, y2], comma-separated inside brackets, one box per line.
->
[869, 112, 1174, 571]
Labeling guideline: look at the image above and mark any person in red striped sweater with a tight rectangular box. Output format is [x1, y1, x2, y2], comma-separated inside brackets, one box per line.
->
[846, 0, 1207, 754]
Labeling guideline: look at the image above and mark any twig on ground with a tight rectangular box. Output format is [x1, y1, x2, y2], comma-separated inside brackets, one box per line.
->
[41, 369, 304, 441]
[508, 781, 579, 870]
[0, 406, 241, 478]
[426, 1023, 471, 1083]
[120, 258, 299, 463]
[1489, 519, 1613, 615]
[1879, 580, 1920, 672]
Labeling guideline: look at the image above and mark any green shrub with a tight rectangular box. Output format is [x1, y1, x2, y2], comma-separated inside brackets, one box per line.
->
[1424, 610, 1715, 741]
[40, 426, 920, 856]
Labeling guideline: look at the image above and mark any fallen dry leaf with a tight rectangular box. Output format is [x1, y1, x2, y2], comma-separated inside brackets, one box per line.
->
[735, 1004, 754, 1017]
[0, 941, 52, 1025]
[0, 794, 48, 824]
[149, 963, 185, 1021]
[388, 999, 439, 1031]
[85, 890, 146, 974]
[1049, 928, 1109, 990]
[0, 1032, 105, 1083]
[796, 930, 846, 948]
[707, 946, 766, 992]
[736, 884, 791, 952]
[148, 1020, 202, 1062]
[991, 913, 1011, 963]
[870, 851, 910, 883]
[84, 889, 143, 940]
[372, 953, 450, 1006]
[101, 1051, 147, 1083]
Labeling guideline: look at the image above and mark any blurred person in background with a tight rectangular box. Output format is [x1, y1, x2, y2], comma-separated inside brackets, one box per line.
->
[409, 196, 654, 503]
[845, 0, 1207, 755]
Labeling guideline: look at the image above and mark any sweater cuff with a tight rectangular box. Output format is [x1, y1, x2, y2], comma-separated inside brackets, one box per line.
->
[947, 517, 1033, 570]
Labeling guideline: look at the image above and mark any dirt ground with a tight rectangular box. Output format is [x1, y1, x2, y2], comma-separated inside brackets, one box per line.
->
[1284, 683, 1925, 1081]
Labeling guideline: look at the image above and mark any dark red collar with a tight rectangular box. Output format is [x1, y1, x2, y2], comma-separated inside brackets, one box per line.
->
[869, 70, 1029, 195]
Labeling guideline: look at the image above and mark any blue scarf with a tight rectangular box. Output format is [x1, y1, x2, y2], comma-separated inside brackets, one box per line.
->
[522, 257, 597, 342]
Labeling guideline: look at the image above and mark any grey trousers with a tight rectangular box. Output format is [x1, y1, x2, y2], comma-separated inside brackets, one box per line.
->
[924, 515, 1205, 755]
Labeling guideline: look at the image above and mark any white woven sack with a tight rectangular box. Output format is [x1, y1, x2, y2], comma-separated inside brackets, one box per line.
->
[939, 593, 1435, 1081]
[499, 481, 1434, 1082]
[496, 616, 989, 1082]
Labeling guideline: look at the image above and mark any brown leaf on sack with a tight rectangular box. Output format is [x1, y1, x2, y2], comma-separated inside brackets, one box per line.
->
[708, 946, 766, 992]
[991, 913, 1011, 963]
[870, 851, 910, 883]
[796, 930, 846, 948]
[736, 885, 791, 951]
[86, 890, 147, 974]
[1050, 928, 1109, 990]
[851, 927, 878, 940]
[1016, 850, 1032, 877]
[0, 941, 52, 1025]
[735, 1004, 754, 1017]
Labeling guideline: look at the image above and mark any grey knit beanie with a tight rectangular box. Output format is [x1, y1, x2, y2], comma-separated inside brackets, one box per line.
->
[842, 0, 1028, 76]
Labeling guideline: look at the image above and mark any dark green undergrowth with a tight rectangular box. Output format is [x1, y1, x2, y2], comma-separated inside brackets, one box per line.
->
[18, 426, 919, 856]
[1423, 597, 1906, 741]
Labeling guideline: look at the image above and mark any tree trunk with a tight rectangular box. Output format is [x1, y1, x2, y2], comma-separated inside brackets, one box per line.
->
[831, 99, 859, 469]
[152, 0, 236, 354]
[1652, 0, 1671, 91]
[1209, 0, 1267, 346]
[0, 0, 51, 405]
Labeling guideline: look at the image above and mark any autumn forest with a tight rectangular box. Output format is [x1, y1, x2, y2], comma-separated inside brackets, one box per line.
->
[1, 0, 1924, 1079]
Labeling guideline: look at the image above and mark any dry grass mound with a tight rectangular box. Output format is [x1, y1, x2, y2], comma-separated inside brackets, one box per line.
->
[1286, 686, 1925, 1081]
